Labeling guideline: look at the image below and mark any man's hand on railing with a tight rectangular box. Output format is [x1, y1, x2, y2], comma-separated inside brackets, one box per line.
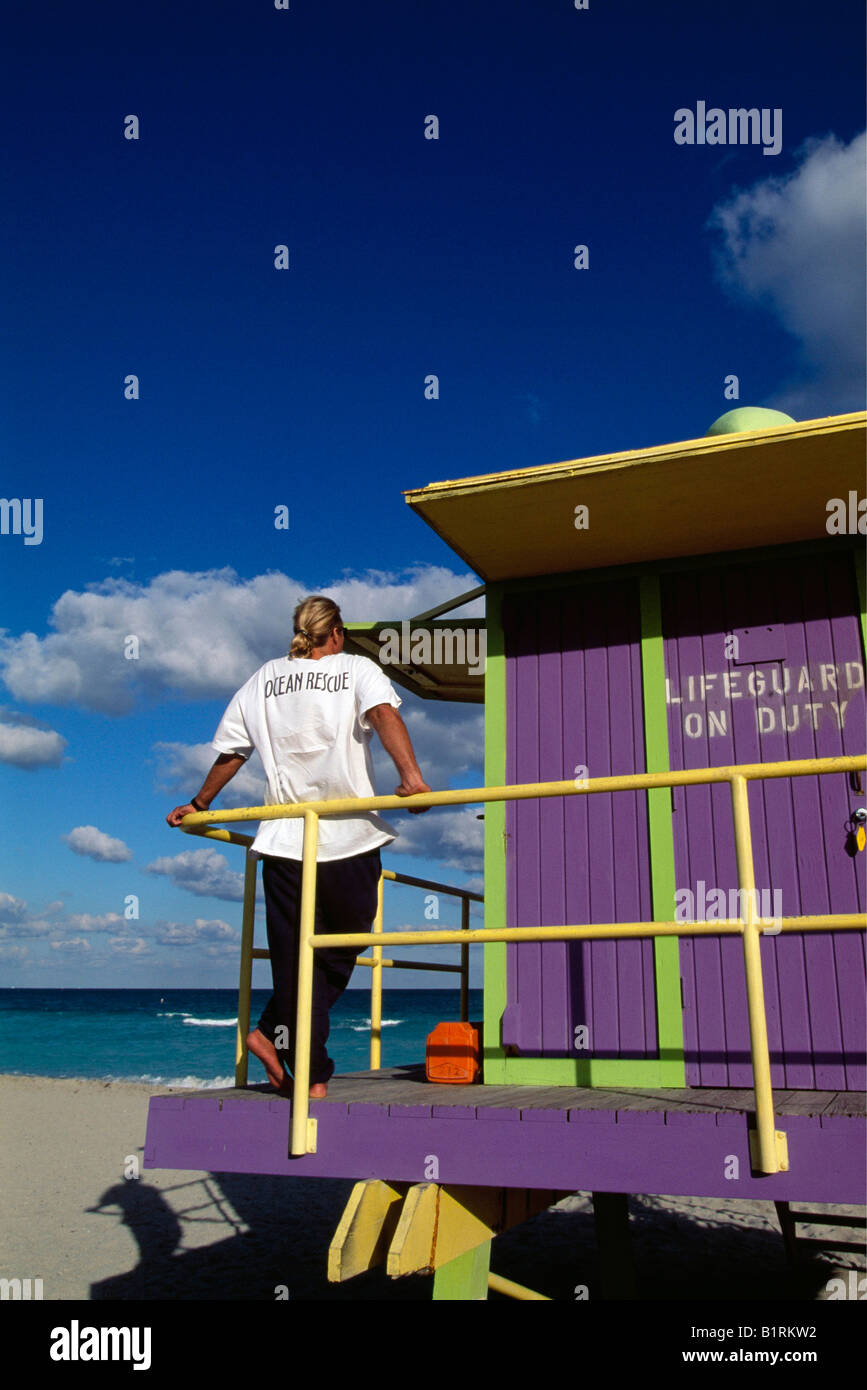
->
[166, 803, 199, 827]
[394, 776, 433, 814]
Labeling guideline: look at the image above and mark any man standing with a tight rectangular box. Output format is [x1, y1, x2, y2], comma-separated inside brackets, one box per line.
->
[166, 595, 430, 1096]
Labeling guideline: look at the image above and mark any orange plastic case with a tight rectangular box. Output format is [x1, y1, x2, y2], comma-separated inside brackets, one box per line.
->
[425, 1021, 481, 1084]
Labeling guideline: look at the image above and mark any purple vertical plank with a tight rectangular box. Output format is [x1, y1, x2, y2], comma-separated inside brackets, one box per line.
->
[780, 556, 842, 1089]
[665, 584, 699, 1083]
[505, 592, 543, 1051]
[761, 556, 814, 1089]
[587, 580, 652, 1059]
[720, 563, 774, 1090]
[585, 614, 619, 1056]
[610, 628, 646, 1056]
[801, 555, 863, 1087]
[538, 597, 569, 1051]
[610, 584, 654, 1056]
[787, 557, 842, 1088]
[503, 592, 520, 1048]
[562, 586, 593, 1058]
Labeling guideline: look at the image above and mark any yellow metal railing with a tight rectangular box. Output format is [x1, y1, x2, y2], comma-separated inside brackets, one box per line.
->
[180, 754, 867, 1172]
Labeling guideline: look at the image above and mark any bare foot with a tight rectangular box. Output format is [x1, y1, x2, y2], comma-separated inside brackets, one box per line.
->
[309, 1082, 328, 1098]
[246, 1029, 290, 1093]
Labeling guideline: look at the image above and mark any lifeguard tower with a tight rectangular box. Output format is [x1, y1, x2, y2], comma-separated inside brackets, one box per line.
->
[145, 408, 866, 1300]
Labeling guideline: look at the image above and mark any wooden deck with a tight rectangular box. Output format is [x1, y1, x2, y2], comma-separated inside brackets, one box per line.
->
[177, 1065, 867, 1119]
[144, 1068, 867, 1201]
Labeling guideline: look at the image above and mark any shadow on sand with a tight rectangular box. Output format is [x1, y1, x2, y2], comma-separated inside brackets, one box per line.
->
[87, 1167, 860, 1301]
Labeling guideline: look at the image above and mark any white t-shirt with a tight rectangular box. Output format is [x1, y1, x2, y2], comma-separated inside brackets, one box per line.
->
[211, 652, 402, 861]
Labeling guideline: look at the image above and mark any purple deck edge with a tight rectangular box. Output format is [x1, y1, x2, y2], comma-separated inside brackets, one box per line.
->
[144, 1094, 866, 1203]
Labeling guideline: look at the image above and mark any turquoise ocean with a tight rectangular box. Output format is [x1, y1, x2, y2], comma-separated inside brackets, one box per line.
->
[0, 988, 483, 1087]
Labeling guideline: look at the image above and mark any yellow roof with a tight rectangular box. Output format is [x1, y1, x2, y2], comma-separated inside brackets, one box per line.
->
[404, 412, 865, 581]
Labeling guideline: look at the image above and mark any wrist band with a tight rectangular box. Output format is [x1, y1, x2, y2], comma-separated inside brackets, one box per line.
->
[191, 797, 206, 812]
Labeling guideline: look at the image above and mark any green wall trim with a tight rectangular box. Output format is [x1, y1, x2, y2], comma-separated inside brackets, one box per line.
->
[639, 575, 686, 1087]
[855, 546, 867, 660]
[488, 1056, 685, 1087]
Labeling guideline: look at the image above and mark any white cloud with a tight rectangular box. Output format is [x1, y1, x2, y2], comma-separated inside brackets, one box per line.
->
[0, 564, 481, 714]
[109, 937, 150, 955]
[0, 892, 31, 926]
[709, 131, 867, 415]
[65, 912, 126, 933]
[387, 806, 484, 873]
[0, 892, 58, 938]
[0, 894, 132, 943]
[0, 943, 29, 961]
[63, 825, 133, 863]
[50, 937, 91, 953]
[0, 709, 66, 768]
[373, 704, 483, 785]
[153, 917, 240, 947]
[146, 847, 245, 901]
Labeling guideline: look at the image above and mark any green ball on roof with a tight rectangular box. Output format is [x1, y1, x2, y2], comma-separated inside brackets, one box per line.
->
[705, 407, 796, 436]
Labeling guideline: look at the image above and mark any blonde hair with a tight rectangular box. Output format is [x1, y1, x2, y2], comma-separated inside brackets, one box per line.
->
[289, 595, 342, 659]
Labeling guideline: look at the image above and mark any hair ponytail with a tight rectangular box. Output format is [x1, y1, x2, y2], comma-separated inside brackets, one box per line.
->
[290, 595, 342, 658]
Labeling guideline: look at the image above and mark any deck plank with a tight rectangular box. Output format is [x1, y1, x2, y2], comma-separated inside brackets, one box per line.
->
[151, 1073, 866, 1120]
[816, 1091, 867, 1116]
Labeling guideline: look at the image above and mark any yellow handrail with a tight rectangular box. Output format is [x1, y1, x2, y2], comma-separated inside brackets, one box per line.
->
[178, 753, 866, 1169]
[179, 755, 866, 826]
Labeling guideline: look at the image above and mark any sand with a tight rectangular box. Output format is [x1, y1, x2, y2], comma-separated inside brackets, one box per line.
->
[0, 1074, 863, 1303]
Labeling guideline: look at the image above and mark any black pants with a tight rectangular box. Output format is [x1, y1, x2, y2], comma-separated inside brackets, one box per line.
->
[256, 847, 381, 1085]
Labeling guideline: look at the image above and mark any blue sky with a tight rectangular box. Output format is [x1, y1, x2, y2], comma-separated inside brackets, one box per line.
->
[1, 0, 864, 988]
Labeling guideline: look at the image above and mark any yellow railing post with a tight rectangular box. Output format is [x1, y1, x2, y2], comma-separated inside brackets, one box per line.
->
[290, 810, 319, 1157]
[730, 774, 781, 1173]
[460, 896, 470, 1023]
[370, 872, 384, 1070]
[234, 850, 258, 1087]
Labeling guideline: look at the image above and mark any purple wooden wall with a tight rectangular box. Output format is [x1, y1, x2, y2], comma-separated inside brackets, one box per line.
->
[663, 551, 866, 1089]
[502, 580, 656, 1058]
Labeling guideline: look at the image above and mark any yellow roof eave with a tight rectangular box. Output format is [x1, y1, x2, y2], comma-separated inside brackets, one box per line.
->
[404, 412, 866, 581]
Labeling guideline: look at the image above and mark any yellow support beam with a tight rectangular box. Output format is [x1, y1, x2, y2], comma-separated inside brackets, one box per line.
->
[731, 774, 784, 1174]
[307, 915, 865, 952]
[386, 1184, 561, 1277]
[488, 1272, 551, 1301]
[328, 1180, 408, 1283]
